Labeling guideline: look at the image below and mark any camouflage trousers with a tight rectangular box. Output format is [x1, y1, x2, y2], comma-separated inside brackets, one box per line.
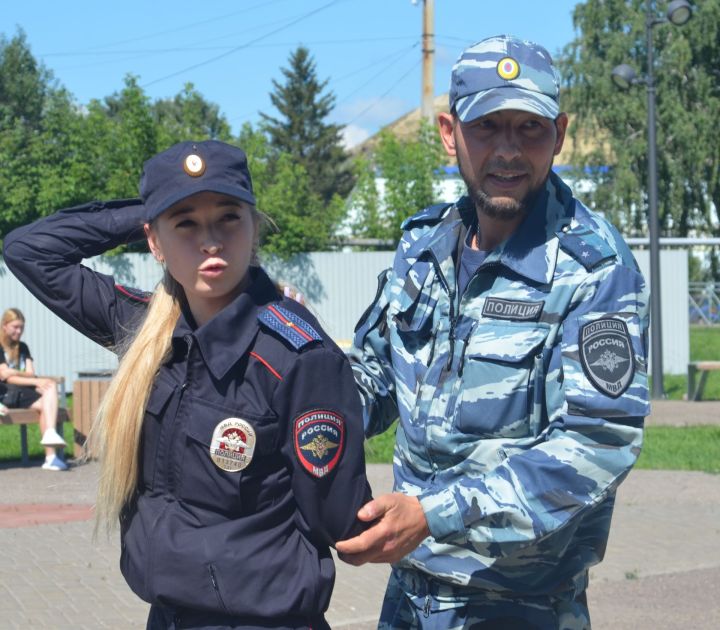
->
[378, 569, 591, 630]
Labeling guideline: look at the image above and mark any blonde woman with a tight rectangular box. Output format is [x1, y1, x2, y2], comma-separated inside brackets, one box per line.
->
[0, 307, 67, 471]
[4, 140, 371, 630]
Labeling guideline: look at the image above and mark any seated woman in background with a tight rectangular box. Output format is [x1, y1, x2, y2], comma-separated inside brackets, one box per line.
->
[0, 307, 67, 471]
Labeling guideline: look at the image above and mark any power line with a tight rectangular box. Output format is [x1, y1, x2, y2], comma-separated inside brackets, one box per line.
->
[224, 43, 417, 125]
[344, 58, 421, 125]
[50, 13, 305, 72]
[335, 43, 418, 105]
[434, 34, 476, 44]
[43, 36, 416, 59]
[72, 0, 292, 53]
[141, 0, 344, 88]
[228, 43, 418, 122]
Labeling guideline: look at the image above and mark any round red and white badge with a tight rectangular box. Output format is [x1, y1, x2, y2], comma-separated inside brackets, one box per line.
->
[209, 418, 256, 472]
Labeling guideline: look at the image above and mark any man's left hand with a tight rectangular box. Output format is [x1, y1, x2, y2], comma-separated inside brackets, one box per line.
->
[335, 493, 430, 565]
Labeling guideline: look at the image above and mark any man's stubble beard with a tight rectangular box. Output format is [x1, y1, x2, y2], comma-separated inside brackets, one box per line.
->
[457, 155, 545, 223]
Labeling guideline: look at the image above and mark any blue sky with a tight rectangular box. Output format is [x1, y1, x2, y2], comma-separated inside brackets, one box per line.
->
[4, 0, 580, 146]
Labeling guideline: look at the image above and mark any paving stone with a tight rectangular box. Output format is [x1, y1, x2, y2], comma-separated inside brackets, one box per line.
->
[1, 405, 718, 629]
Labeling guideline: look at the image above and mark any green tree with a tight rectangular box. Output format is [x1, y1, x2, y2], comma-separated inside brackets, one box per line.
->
[98, 75, 157, 199]
[348, 156, 384, 240]
[237, 122, 344, 257]
[154, 83, 232, 148]
[0, 31, 86, 238]
[260, 46, 355, 204]
[559, 0, 720, 242]
[0, 29, 48, 129]
[350, 121, 445, 245]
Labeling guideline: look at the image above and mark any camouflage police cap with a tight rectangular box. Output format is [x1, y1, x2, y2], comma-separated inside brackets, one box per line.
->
[449, 34, 560, 122]
[139, 140, 256, 223]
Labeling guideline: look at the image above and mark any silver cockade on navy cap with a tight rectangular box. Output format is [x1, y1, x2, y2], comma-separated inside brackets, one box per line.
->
[449, 34, 560, 122]
[139, 140, 256, 223]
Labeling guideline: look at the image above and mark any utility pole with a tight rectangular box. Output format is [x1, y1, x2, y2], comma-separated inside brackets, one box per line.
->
[421, 0, 435, 124]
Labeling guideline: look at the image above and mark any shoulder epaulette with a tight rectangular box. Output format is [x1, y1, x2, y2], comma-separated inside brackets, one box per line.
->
[556, 224, 616, 271]
[258, 304, 322, 351]
[115, 284, 152, 304]
[401, 203, 452, 231]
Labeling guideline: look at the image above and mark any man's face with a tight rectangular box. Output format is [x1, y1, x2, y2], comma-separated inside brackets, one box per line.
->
[439, 109, 567, 221]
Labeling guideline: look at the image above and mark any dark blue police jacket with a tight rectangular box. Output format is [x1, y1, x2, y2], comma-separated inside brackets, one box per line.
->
[3, 199, 372, 621]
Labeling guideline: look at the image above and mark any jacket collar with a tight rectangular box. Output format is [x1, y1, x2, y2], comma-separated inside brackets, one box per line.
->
[489, 173, 573, 284]
[173, 267, 279, 381]
[416, 171, 576, 287]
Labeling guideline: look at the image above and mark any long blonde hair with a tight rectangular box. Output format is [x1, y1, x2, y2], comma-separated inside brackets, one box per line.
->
[1, 308, 26, 367]
[91, 205, 264, 530]
[90, 272, 182, 530]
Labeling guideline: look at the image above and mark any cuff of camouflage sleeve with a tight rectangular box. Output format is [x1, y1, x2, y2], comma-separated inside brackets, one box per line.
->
[418, 486, 466, 543]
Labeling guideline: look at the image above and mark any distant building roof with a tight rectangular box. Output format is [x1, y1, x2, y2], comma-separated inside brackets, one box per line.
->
[354, 92, 613, 169]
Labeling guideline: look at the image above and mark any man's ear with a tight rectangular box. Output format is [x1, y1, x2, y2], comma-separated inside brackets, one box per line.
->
[437, 112, 457, 157]
[553, 113, 569, 156]
[144, 223, 164, 262]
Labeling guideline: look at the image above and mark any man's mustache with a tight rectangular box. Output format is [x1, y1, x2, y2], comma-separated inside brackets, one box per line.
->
[485, 160, 529, 173]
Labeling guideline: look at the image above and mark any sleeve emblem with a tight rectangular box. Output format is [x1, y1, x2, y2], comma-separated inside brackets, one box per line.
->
[579, 318, 635, 398]
[294, 410, 345, 478]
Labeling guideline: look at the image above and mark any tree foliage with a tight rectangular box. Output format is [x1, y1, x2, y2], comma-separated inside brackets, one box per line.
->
[0, 30, 83, 237]
[260, 46, 355, 204]
[350, 121, 446, 245]
[559, 0, 720, 243]
[154, 82, 232, 148]
[0, 34, 347, 257]
[238, 123, 344, 257]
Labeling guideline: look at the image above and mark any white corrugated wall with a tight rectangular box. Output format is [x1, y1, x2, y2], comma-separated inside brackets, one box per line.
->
[0, 248, 687, 388]
[633, 249, 689, 376]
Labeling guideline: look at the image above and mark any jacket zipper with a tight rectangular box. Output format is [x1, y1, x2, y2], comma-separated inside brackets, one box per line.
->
[208, 564, 229, 612]
[427, 251, 457, 370]
[167, 334, 193, 493]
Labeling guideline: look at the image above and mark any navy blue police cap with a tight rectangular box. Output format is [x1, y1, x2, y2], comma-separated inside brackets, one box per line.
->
[139, 140, 256, 223]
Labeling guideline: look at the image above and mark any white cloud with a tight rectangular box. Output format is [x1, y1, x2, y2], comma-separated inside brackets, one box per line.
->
[341, 124, 370, 149]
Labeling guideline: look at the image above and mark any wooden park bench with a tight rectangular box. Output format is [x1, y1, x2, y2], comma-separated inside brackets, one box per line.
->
[687, 361, 720, 401]
[0, 377, 70, 464]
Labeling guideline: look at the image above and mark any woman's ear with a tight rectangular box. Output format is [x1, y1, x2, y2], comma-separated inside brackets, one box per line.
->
[144, 223, 164, 263]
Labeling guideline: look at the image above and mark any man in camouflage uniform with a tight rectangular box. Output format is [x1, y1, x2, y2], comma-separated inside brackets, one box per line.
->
[336, 35, 650, 629]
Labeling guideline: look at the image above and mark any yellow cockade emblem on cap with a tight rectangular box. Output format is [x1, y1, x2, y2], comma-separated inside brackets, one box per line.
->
[300, 434, 339, 459]
[183, 153, 206, 177]
[497, 57, 520, 80]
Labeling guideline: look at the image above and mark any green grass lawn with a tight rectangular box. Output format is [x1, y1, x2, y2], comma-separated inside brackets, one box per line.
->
[661, 325, 720, 400]
[365, 425, 720, 473]
[2, 327, 718, 468]
[3, 413, 717, 474]
[635, 425, 720, 473]
[0, 421, 75, 463]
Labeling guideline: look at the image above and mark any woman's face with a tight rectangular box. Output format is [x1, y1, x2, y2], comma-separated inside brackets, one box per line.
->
[2, 319, 24, 342]
[145, 191, 258, 324]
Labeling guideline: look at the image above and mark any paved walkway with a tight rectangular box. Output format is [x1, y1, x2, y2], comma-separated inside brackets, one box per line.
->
[1, 401, 718, 629]
[645, 399, 720, 426]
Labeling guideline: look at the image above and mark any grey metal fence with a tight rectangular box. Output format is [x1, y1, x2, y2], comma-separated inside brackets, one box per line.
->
[0, 248, 691, 387]
[689, 282, 720, 325]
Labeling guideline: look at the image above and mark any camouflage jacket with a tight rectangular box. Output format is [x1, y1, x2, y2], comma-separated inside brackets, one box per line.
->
[350, 172, 650, 600]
